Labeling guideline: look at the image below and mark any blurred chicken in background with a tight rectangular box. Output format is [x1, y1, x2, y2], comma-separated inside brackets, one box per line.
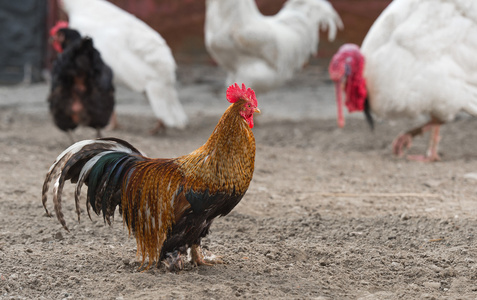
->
[59, 0, 188, 133]
[329, 0, 477, 162]
[205, 0, 343, 94]
[48, 21, 114, 142]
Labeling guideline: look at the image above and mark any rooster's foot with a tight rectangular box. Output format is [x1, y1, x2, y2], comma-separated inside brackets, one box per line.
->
[191, 245, 224, 267]
[392, 133, 413, 157]
[163, 250, 184, 271]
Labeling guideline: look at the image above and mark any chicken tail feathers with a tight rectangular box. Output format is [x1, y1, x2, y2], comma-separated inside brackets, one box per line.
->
[314, 0, 344, 42]
[145, 81, 188, 129]
[43, 137, 178, 267]
[87, 152, 131, 224]
[281, 0, 343, 55]
[42, 138, 144, 231]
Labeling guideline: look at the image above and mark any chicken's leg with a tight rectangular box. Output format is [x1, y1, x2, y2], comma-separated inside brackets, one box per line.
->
[407, 124, 441, 162]
[66, 130, 75, 144]
[392, 118, 443, 162]
[106, 111, 119, 130]
[150, 119, 166, 135]
[191, 244, 223, 267]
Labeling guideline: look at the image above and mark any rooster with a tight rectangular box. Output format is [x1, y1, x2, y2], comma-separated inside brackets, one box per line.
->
[328, 0, 477, 162]
[59, 0, 188, 133]
[42, 83, 260, 270]
[205, 0, 343, 93]
[48, 21, 114, 141]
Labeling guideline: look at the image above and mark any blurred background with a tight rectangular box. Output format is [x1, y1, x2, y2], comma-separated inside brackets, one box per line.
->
[0, 0, 391, 85]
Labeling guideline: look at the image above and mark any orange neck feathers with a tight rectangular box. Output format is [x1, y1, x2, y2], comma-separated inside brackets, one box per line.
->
[179, 99, 256, 195]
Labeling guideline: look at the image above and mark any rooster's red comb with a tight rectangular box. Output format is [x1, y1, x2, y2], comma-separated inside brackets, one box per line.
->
[50, 21, 69, 37]
[226, 83, 257, 106]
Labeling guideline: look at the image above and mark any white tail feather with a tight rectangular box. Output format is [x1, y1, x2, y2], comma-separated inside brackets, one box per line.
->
[145, 81, 188, 129]
[48, 140, 97, 173]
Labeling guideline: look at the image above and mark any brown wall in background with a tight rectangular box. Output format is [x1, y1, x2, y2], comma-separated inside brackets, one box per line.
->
[63, 0, 392, 63]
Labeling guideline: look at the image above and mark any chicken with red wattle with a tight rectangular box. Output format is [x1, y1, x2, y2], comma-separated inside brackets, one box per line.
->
[48, 21, 114, 141]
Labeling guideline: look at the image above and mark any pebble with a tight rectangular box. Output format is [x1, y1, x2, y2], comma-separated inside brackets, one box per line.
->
[423, 281, 440, 289]
[265, 252, 275, 259]
[41, 236, 53, 243]
[442, 268, 455, 277]
[390, 262, 400, 268]
[429, 264, 441, 273]
[423, 180, 441, 188]
[54, 232, 64, 240]
[463, 172, 477, 181]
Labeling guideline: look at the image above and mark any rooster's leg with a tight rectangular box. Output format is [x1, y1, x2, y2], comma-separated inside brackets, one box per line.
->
[191, 244, 223, 267]
[163, 250, 184, 271]
[392, 117, 443, 161]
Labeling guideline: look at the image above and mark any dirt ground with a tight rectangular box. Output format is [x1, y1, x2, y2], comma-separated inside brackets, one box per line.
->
[1, 63, 477, 300]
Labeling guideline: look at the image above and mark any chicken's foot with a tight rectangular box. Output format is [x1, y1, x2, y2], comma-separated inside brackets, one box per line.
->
[191, 244, 223, 267]
[407, 124, 441, 162]
[392, 117, 443, 162]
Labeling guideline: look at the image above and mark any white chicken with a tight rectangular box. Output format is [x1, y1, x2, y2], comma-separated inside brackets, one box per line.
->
[205, 0, 343, 93]
[329, 0, 477, 162]
[60, 0, 188, 132]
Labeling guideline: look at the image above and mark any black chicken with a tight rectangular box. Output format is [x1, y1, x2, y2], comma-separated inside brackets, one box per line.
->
[48, 24, 114, 141]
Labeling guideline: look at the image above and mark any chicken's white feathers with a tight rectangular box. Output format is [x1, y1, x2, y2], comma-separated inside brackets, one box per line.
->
[61, 0, 188, 129]
[361, 0, 477, 122]
[205, 0, 343, 93]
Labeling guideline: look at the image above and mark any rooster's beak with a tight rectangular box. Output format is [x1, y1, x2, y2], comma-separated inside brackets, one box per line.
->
[254, 108, 261, 114]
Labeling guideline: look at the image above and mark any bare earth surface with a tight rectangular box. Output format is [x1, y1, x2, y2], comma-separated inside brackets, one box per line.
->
[1, 63, 477, 299]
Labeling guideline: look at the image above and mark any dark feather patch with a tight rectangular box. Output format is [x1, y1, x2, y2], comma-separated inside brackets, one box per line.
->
[87, 152, 138, 217]
[364, 96, 374, 131]
[185, 189, 216, 214]
[160, 188, 244, 259]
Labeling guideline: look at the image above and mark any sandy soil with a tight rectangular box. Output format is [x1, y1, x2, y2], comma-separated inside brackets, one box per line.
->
[1, 63, 477, 299]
